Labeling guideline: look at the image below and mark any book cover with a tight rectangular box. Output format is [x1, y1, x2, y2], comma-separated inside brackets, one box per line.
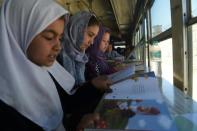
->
[85, 99, 177, 131]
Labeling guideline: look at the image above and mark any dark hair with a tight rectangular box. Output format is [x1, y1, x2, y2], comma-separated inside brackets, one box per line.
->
[109, 41, 114, 45]
[59, 15, 65, 20]
[88, 15, 100, 27]
[104, 27, 111, 34]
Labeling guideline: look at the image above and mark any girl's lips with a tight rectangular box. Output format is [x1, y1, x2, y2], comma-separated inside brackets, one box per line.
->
[48, 54, 57, 61]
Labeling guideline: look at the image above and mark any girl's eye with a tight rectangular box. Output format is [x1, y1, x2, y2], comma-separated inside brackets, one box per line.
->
[45, 37, 53, 41]
[59, 37, 64, 42]
[43, 35, 54, 41]
[88, 33, 94, 37]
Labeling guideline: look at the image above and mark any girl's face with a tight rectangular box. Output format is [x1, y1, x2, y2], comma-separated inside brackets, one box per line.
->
[99, 32, 110, 53]
[27, 19, 64, 67]
[80, 25, 99, 51]
[107, 44, 113, 52]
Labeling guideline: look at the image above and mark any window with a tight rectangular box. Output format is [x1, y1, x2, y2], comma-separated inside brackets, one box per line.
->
[137, 29, 140, 43]
[191, 0, 197, 17]
[189, 23, 197, 101]
[139, 24, 143, 41]
[134, 46, 143, 60]
[151, 0, 171, 37]
[135, 33, 138, 45]
[144, 18, 148, 41]
[149, 39, 173, 84]
[114, 45, 126, 49]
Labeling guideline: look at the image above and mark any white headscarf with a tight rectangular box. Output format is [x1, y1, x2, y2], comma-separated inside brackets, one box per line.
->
[0, 0, 74, 130]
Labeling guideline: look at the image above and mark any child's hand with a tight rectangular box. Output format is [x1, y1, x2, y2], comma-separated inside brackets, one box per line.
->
[77, 113, 100, 131]
[91, 75, 112, 91]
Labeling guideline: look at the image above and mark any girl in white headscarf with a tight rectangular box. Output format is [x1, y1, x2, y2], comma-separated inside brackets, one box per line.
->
[0, 0, 74, 130]
[0, 0, 110, 130]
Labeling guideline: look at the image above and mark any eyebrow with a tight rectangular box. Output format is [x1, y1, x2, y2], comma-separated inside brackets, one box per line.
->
[42, 29, 63, 36]
[88, 31, 95, 36]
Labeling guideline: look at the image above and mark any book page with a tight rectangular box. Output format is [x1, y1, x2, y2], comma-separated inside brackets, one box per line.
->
[105, 77, 163, 100]
[135, 64, 145, 71]
[108, 66, 135, 84]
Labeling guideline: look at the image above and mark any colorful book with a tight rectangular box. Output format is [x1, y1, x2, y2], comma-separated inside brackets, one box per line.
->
[85, 99, 177, 131]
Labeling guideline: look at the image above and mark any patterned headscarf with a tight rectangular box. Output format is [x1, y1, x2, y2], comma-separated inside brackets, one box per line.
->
[86, 25, 111, 62]
[60, 11, 95, 85]
[85, 26, 115, 79]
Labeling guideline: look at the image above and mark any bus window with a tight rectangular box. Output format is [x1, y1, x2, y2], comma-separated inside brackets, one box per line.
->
[189, 23, 197, 101]
[149, 39, 173, 84]
[191, 0, 197, 17]
[151, 0, 171, 37]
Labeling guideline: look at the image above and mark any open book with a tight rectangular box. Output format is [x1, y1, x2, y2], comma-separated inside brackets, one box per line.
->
[105, 77, 163, 100]
[135, 64, 145, 72]
[107, 66, 135, 84]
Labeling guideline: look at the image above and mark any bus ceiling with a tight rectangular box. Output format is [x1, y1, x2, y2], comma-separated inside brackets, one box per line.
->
[56, 0, 144, 44]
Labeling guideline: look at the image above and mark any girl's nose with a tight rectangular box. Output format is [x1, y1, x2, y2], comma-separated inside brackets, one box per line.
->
[89, 39, 94, 45]
[89, 41, 93, 46]
[54, 41, 62, 52]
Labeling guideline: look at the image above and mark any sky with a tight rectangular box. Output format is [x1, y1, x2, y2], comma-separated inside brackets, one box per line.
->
[151, 0, 171, 31]
[150, 0, 197, 31]
[192, 0, 197, 17]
